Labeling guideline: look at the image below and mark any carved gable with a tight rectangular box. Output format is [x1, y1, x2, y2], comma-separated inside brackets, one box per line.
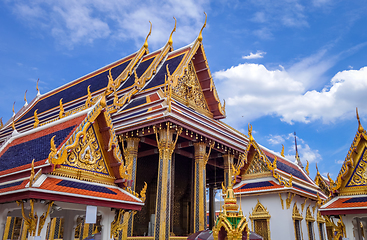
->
[245, 151, 270, 175]
[346, 147, 367, 187]
[171, 62, 211, 117]
[63, 124, 109, 175]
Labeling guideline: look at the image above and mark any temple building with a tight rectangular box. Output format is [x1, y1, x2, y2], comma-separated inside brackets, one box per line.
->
[0, 15, 330, 240]
[232, 125, 328, 240]
[319, 109, 367, 240]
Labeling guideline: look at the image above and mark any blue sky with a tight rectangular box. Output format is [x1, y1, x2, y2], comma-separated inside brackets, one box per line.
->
[1, 0, 367, 181]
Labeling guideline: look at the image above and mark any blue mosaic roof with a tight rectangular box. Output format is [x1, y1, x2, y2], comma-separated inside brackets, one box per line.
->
[239, 181, 273, 190]
[122, 57, 155, 89]
[0, 180, 23, 190]
[344, 197, 367, 203]
[143, 53, 185, 90]
[56, 179, 117, 195]
[18, 60, 131, 122]
[292, 183, 317, 195]
[123, 97, 147, 111]
[0, 125, 76, 172]
[268, 156, 310, 182]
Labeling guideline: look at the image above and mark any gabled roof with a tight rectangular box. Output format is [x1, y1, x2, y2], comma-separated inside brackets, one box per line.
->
[233, 125, 326, 200]
[328, 109, 367, 196]
[0, 96, 143, 209]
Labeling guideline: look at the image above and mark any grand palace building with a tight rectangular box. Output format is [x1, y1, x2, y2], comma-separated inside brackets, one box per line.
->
[0, 15, 362, 240]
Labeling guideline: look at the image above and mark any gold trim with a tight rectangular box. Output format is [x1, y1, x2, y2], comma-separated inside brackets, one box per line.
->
[286, 193, 295, 209]
[249, 200, 271, 240]
[279, 193, 284, 210]
[301, 198, 308, 212]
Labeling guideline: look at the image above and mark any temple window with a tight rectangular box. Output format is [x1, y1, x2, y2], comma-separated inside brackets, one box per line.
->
[292, 203, 303, 240]
[317, 211, 326, 240]
[249, 200, 271, 240]
[305, 206, 315, 240]
[307, 221, 315, 240]
[319, 222, 325, 240]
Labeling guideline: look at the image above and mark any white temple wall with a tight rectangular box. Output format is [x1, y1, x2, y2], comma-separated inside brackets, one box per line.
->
[237, 192, 324, 240]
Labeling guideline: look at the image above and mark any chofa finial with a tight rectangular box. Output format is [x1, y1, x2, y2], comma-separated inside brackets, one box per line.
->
[36, 79, 40, 97]
[24, 90, 28, 107]
[143, 21, 152, 50]
[168, 17, 177, 46]
[281, 144, 285, 157]
[12, 101, 15, 117]
[198, 12, 207, 42]
[356, 107, 364, 133]
[248, 123, 253, 141]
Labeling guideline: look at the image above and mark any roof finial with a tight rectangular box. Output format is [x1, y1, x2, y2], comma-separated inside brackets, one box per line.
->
[198, 12, 207, 42]
[12, 101, 15, 117]
[356, 107, 364, 133]
[143, 21, 152, 50]
[248, 123, 253, 142]
[316, 163, 319, 174]
[305, 160, 309, 175]
[168, 17, 176, 46]
[36, 79, 40, 97]
[24, 90, 28, 107]
[0, 118, 3, 129]
[281, 144, 285, 157]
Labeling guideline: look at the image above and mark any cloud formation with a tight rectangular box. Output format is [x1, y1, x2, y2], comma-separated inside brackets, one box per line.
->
[9, 0, 208, 49]
[215, 51, 367, 125]
[242, 51, 266, 60]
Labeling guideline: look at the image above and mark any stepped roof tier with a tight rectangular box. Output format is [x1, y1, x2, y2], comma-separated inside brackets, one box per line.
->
[0, 97, 144, 209]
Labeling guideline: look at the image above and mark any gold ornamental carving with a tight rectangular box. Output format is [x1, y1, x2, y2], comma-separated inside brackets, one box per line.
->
[111, 209, 136, 239]
[171, 62, 211, 116]
[347, 147, 367, 186]
[65, 126, 107, 174]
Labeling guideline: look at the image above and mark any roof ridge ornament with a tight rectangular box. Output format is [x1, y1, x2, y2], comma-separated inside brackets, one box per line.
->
[59, 98, 64, 119]
[356, 107, 364, 133]
[24, 90, 28, 107]
[36, 78, 41, 97]
[168, 17, 177, 46]
[33, 109, 39, 128]
[12, 101, 15, 117]
[0, 117, 3, 129]
[198, 12, 207, 42]
[281, 144, 285, 157]
[143, 21, 152, 50]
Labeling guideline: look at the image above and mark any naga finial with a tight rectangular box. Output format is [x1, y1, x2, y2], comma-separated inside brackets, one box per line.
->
[140, 182, 148, 202]
[305, 160, 309, 175]
[86, 85, 92, 108]
[198, 12, 207, 42]
[143, 21, 152, 50]
[24, 90, 28, 107]
[34, 109, 39, 128]
[168, 17, 177, 46]
[0, 117, 3, 129]
[356, 107, 364, 133]
[59, 98, 64, 119]
[281, 144, 285, 157]
[316, 163, 319, 174]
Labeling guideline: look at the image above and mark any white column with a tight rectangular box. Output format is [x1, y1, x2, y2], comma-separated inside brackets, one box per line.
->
[0, 207, 8, 240]
[99, 207, 114, 240]
[63, 210, 79, 240]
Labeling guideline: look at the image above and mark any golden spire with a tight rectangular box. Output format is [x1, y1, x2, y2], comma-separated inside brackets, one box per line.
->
[281, 144, 285, 157]
[33, 109, 39, 128]
[143, 21, 152, 50]
[59, 98, 64, 119]
[305, 160, 309, 175]
[24, 90, 28, 106]
[356, 107, 364, 133]
[168, 17, 177, 46]
[198, 12, 207, 42]
[36, 78, 40, 96]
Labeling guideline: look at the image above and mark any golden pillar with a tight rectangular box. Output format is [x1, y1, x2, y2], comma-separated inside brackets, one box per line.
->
[122, 137, 140, 236]
[193, 142, 212, 232]
[153, 124, 181, 240]
[223, 154, 234, 188]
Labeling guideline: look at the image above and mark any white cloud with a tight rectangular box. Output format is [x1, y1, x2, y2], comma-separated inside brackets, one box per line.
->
[335, 159, 344, 165]
[215, 45, 367, 125]
[8, 0, 208, 48]
[242, 51, 266, 60]
[267, 133, 321, 163]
